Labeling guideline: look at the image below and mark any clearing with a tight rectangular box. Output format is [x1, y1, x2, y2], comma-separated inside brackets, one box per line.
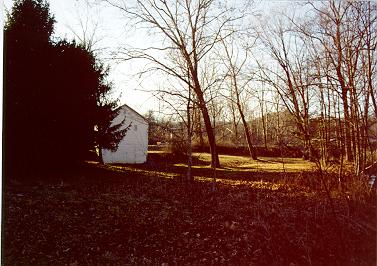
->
[3, 152, 376, 265]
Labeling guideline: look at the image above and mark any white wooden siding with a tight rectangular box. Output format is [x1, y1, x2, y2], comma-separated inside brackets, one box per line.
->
[102, 105, 148, 164]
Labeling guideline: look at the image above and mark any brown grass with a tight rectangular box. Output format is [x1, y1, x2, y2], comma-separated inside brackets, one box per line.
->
[3, 152, 376, 265]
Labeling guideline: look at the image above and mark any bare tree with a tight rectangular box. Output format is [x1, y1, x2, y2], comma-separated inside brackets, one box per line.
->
[256, 85, 269, 150]
[153, 78, 195, 181]
[257, 14, 315, 159]
[105, 0, 240, 168]
[303, 0, 377, 173]
[219, 34, 258, 159]
[65, 0, 107, 53]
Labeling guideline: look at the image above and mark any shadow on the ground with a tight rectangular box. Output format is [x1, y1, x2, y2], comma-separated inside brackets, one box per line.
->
[109, 152, 305, 183]
[3, 156, 375, 266]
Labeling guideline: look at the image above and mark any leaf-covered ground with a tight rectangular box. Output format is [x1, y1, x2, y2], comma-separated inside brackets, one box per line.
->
[3, 153, 376, 265]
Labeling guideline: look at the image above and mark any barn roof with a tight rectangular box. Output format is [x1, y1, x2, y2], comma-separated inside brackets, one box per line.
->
[116, 104, 148, 124]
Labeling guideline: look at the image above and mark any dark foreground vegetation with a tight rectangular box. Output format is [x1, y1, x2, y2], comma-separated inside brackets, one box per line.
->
[3, 153, 376, 265]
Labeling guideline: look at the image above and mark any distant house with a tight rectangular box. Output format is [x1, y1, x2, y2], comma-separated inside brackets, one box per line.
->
[102, 104, 148, 164]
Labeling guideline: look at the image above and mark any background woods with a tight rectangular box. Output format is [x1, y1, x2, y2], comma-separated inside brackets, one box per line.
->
[139, 0, 377, 178]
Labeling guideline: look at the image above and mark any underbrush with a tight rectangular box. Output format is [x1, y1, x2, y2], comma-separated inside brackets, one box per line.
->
[279, 164, 376, 233]
[292, 168, 376, 203]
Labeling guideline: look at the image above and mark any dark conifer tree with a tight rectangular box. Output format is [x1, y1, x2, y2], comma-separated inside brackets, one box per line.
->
[52, 41, 129, 164]
[4, 0, 56, 177]
[4, 0, 125, 178]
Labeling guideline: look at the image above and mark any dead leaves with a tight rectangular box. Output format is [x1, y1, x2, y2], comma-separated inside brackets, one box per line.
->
[3, 166, 376, 265]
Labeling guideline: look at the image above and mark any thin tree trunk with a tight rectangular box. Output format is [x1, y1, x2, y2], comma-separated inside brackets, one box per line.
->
[333, 11, 353, 162]
[230, 101, 239, 143]
[238, 104, 257, 160]
[187, 77, 193, 182]
[261, 103, 268, 150]
[187, 115, 193, 181]
[194, 106, 205, 149]
[341, 89, 353, 162]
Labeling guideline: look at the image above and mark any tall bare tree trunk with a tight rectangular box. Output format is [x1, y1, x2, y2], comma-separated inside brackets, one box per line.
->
[195, 90, 220, 168]
[202, 109, 220, 168]
[230, 101, 239, 143]
[186, 76, 193, 182]
[260, 96, 268, 150]
[238, 103, 257, 160]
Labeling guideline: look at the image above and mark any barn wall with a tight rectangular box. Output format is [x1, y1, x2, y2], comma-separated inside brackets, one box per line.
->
[102, 106, 148, 164]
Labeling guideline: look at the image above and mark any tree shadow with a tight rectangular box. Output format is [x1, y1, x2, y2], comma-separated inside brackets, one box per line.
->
[110, 152, 306, 184]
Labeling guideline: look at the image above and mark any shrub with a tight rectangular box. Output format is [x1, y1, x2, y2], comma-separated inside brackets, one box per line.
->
[166, 136, 188, 159]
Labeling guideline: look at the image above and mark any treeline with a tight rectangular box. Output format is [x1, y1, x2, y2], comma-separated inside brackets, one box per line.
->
[148, 110, 305, 158]
[129, 0, 376, 177]
[4, 0, 122, 178]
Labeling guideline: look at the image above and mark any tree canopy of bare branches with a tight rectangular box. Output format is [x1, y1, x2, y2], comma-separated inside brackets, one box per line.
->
[105, 0, 244, 167]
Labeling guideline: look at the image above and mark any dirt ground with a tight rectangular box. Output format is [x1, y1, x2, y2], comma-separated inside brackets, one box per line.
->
[3, 152, 376, 265]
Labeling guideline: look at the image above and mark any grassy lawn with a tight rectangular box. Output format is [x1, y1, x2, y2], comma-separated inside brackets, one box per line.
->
[3, 152, 376, 265]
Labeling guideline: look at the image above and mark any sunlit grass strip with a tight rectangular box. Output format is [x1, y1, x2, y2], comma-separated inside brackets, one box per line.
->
[173, 162, 312, 173]
[194, 175, 283, 190]
[181, 154, 315, 172]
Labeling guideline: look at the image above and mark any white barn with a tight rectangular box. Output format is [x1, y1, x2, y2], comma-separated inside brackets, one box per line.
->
[101, 104, 148, 164]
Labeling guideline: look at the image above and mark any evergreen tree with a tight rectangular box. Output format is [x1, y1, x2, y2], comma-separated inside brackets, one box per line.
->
[4, 0, 56, 177]
[53, 41, 129, 164]
[5, 0, 54, 46]
[4, 0, 125, 178]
